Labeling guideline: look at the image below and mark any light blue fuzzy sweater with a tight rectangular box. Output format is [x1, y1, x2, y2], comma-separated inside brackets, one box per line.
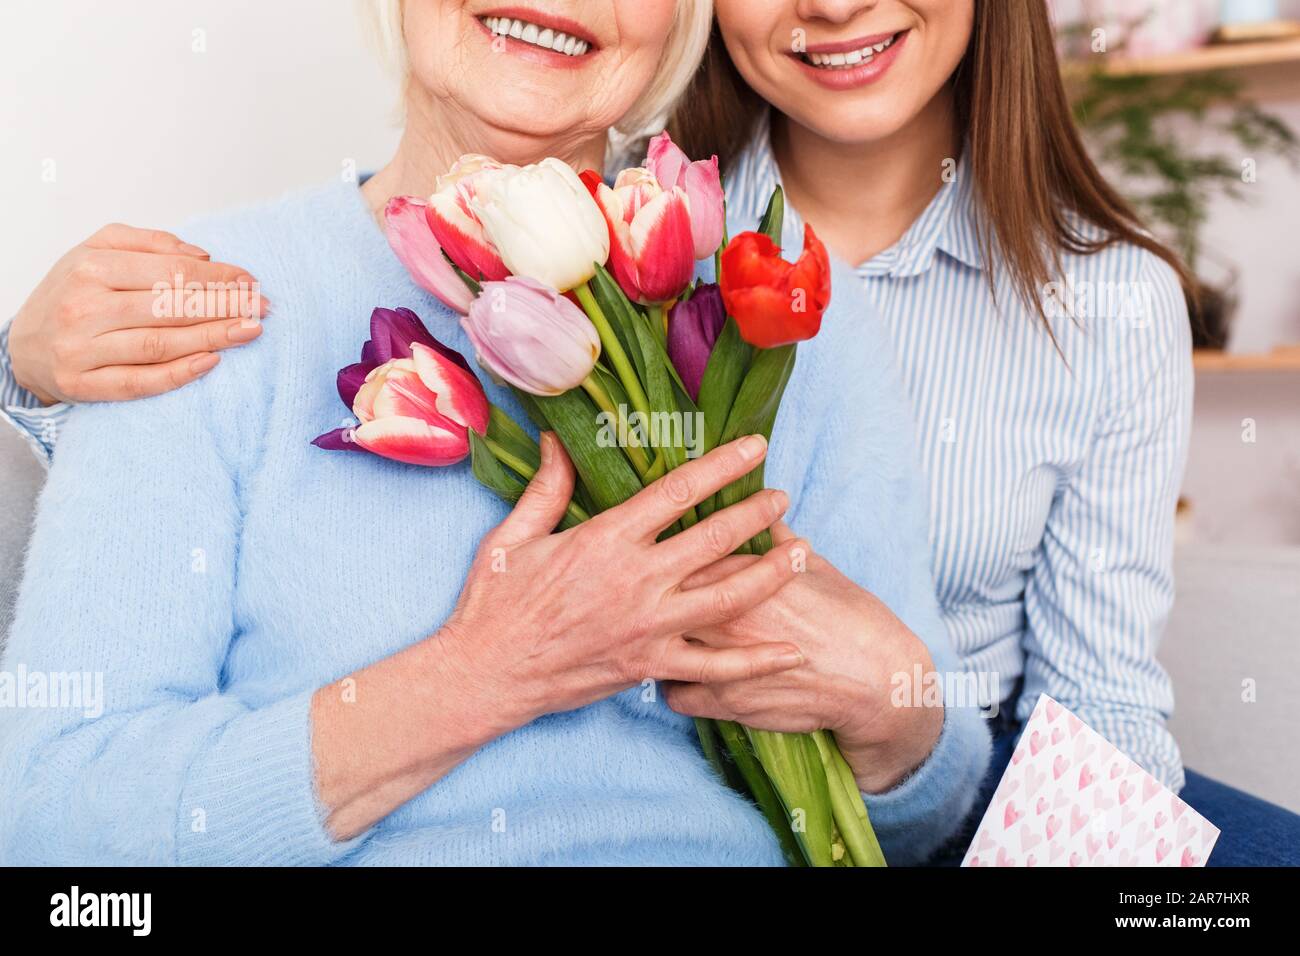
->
[0, 180, 989, 866]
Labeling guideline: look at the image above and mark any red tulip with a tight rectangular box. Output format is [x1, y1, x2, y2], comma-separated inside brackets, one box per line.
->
[426, 155, 511, 283]
[719, 224, 831, 348]
[644, 131, 725, 261]
[582, 168, 694, 305]
[383, 196, 476, 315]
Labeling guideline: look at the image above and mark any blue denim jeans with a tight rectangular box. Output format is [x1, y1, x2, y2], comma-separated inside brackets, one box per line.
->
[929, 720, 1300, 867]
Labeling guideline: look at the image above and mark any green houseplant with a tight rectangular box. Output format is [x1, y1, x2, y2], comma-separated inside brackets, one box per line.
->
[1064, 39, 1299, 347]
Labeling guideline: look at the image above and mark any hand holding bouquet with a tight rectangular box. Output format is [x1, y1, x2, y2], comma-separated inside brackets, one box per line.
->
[315, 133, 886, 867]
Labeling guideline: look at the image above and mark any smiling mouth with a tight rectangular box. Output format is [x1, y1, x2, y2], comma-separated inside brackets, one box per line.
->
[797, 30, 905, 70]
[479, 14, 593, 57]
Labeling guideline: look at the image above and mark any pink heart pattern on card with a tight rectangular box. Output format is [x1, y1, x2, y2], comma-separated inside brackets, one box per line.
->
[961, 694, 1221, 867]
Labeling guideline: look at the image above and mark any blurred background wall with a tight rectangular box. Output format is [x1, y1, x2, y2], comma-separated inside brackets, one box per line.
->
[0, 0, 402, 320]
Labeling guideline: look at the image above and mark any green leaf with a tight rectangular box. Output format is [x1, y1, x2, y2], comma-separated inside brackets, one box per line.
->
[469, 429, 585, 530]
[506, 388, 599, 516]
[486, 404, 540, 474]
[588, 264, 649, 387]
[718, 344, 796, 445]
[696, 318, 752, 453]
[510, 387, 552, 433]
[758, 185, 785, 245]
[628, 311, 688, 474]
[534, 388, 643, 513]
[711, 344, 796, 553]
[469, 428, 525, 507]
[589, 361, 631, 415]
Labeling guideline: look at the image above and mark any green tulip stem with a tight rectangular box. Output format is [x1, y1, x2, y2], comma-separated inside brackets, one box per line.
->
[576, 281, 654, 426]
[580, 374, 652, 476]
[647, 303, 667, 347]
[813, 730, 887, 868]
[483, 436, 591, 526]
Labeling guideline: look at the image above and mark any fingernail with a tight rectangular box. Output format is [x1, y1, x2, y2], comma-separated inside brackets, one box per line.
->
[776, 648, 804, 667]
[737, 434, 767, 461]
[178, 242, 209, 258]
[228, 320, 261, 342]
[243, 295, 271, 317]
[190, 353, 219, 375]
[769, 489, 789, 514]
[539, 432, 553, 465]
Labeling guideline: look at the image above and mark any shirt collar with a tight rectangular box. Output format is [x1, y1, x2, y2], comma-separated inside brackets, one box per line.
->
[728, 109, 985, 277]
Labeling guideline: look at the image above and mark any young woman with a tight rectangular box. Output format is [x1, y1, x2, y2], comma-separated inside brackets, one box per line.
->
[0, 0, 988, 866]
[665, 0, 1300, 864]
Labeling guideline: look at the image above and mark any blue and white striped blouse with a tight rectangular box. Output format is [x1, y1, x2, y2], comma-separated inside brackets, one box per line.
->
[727, 114, 1193, 790]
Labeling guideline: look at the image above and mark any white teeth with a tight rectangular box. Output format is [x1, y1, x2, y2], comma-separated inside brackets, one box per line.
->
[480, 16, 592, 56]
[803, 33, 896, 69]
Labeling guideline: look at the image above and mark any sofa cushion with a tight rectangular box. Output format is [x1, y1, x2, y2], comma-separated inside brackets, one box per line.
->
[0, 423, 45, 649]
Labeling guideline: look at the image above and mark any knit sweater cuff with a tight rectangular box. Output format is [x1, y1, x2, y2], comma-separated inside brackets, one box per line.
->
[861, 703, 992, 866]
[175, 689, 364, 866]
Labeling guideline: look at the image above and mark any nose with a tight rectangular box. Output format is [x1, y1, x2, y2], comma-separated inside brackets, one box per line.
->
[795, 0, 880, 26]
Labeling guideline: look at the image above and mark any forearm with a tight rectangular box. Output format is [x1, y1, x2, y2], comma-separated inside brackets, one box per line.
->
[312, 625, 523, 840]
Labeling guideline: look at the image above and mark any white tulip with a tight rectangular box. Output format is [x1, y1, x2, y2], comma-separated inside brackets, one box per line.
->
[469, 158, 610, 292]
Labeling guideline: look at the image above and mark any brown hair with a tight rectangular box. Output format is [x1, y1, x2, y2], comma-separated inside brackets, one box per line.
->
[668, 2, 1194, 326]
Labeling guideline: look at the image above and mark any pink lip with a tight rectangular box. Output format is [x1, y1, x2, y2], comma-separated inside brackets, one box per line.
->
[801, 30, 902, 55]
[788, 29, 909, 91]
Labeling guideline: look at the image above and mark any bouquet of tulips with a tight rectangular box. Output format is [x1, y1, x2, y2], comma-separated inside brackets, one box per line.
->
[314, 133, 886, 867]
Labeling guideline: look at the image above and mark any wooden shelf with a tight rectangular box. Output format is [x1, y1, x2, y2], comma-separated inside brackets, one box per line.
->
[1193, 345, 1300, 371]
[1103, 36, 1300, 77]
[1067, 35, 1300, 99]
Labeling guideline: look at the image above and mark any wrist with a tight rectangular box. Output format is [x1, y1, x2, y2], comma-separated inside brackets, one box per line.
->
[7, 323, 58, 406]
[836, 636, 944, 794]
[10, 361, 58, 407]
[839, 700, 944, 793]
[426, 619, 535, 746]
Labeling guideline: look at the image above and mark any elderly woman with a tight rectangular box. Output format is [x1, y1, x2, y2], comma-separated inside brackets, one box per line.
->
[0, 0, 988, 866]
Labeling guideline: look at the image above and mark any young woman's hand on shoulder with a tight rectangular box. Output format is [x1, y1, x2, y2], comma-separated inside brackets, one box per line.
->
[9, 223, 270, 404]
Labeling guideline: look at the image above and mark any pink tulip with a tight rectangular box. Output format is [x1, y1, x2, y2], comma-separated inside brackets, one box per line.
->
[461, 276, 600, 396]
[645, 131, 725, 261]
[383, 196, 476, 315]
[582, 167, 694, 305]
[426, 154, 511, 283]
[313, 307, 488, 467]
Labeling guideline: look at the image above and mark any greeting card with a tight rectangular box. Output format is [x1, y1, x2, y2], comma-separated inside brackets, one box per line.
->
[963, 695, 1220, 867]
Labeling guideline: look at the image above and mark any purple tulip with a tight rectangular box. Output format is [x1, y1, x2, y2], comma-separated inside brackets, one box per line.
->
[667, 284, 727, 402]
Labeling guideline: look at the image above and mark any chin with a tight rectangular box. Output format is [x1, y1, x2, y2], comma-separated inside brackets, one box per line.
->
[468, 88, 596, 150]
[787, 97, 917, 147]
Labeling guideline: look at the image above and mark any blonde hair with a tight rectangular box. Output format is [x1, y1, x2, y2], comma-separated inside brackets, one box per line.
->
[358, 0, 712, 136]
